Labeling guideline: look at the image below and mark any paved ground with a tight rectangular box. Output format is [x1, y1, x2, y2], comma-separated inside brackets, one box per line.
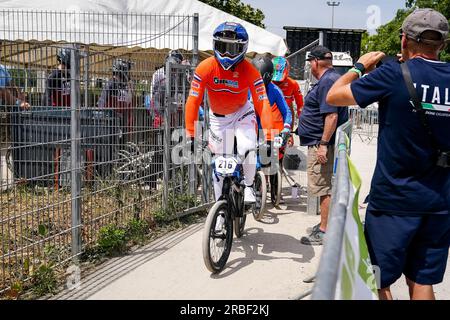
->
[52, 135, 449, 300]
[53, 143, 322, 300]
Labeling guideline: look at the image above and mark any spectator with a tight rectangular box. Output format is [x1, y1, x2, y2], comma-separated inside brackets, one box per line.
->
[327, 9, 450, 300]
[42, 48, 71, 107]
[149, 50, 186, 128]
[97, 58, 134, 130]
[297, 46, 349, 246]
[0, 47, 29, 110]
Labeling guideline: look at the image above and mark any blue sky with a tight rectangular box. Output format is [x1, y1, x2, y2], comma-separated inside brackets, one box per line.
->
[241, 0, 406, 36]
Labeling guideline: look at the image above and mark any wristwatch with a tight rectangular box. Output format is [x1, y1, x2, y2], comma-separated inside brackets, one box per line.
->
[353, 62, 366, 75]
[319, 140, 329, 146]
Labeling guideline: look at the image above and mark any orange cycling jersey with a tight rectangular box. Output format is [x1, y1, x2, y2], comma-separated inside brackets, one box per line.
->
[274, 77, 304, 122]
[185, 57, 273, 140]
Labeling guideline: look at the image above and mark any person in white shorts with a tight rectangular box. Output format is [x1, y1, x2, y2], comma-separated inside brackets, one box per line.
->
[184, 22, 274, 203]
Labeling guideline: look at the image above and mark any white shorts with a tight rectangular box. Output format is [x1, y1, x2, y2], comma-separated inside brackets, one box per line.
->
[208, 101, 257, 158]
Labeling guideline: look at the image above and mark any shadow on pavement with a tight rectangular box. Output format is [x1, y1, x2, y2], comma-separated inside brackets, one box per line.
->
[211, 227, 316, 279]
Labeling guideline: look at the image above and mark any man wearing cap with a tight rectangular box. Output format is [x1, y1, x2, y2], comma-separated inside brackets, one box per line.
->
[298, 46, 349, 246]
[327, 8, 450, 300]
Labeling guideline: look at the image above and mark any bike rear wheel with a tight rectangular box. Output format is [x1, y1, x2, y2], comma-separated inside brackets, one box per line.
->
[202, 200, 233, 273]
[270, 169, 282, 206]
[252, 170, 266, 221]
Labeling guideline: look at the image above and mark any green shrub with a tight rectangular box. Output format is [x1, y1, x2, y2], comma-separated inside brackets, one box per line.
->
[31, 264, 57, 296]
[126, 218, 149, 245]
[97, 224, 128, 256]
[152, 207, 169, 225]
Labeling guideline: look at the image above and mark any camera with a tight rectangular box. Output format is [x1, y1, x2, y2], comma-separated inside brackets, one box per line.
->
[376, 55, 401, 68]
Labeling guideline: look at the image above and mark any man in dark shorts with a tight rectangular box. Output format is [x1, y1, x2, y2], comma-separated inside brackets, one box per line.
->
[327, 9, 450, 300]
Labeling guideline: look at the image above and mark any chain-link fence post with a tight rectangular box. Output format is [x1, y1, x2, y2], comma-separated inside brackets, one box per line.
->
[70, 44, 82, 259]
[162, 61, 172, 212]
[201, 91, 211, 204]
[192, 13, 199, 67]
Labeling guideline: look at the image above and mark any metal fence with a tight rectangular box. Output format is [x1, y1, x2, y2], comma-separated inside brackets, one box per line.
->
[286, 39, 319, 81]
[349, 105, 378, 143]
[311, 121, 352, 300]
[0, 10, 205, 294]
[311, 119, 378, 299]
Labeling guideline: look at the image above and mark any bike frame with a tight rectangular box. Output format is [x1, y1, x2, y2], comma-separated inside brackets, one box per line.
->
[220, 175, 245, 219]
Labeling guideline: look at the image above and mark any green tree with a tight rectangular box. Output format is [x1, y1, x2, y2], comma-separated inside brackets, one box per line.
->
[198, 0, 265, 28]
[362, 0, 449, 61]
[406, 0, 450, 17]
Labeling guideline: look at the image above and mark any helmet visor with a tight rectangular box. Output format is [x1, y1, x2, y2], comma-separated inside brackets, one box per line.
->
[214, 38, 246, 58]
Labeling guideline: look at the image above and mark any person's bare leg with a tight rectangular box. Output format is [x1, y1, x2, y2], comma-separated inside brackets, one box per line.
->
[378, 287, 393, 300]
[319, 195, 331, 231]
[406, 277, 435, 300]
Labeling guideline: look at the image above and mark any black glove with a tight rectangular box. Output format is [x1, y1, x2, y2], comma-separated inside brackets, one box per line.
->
[280, 129, 290, 146]
[265, 140, 272, 159]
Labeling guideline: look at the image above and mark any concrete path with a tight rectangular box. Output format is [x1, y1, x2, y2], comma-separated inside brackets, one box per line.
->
[52, 136, 449, 300]
[54, 145, 323, 300]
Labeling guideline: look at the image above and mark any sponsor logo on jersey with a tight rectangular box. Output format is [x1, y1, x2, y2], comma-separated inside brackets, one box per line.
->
[258, 94, 267, 101]
[256, 86, 265, 93]
[191, 81, 200, 89]
[190, 90, 199, 97]
[213, 77, 239, 88]
[209, 129, 222, 143]
[233, 71, 239, 78]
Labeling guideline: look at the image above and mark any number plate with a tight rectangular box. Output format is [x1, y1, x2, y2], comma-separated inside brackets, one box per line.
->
[214, 156, 238, 176]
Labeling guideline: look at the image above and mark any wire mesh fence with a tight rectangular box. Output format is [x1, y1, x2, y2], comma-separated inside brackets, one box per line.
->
[349, 105, 379, 143]
[0, 10, 204, 294]
[286, 39, 319, 81]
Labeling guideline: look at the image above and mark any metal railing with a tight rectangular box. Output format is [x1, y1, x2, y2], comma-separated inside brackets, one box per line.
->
[349, 105, 378, 143]
[0, 10, 205, 294]
[286, 37, 322, 216]
[311, 118, 378, 300]
[311, 124, 351, 300]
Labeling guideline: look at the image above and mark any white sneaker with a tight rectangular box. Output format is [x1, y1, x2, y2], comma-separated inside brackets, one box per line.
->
[244, 186, 256, 204]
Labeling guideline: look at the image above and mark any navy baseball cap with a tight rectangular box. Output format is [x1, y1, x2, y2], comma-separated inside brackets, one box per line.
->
[306, 46, 332, 61]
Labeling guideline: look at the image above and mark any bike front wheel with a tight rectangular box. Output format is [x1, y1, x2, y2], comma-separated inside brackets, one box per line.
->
[234, 214, 246, 238]
[202, 200, 233, 273]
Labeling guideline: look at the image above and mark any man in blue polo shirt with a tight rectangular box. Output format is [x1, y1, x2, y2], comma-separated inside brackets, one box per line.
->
[327, 9, 450, 300]
[297, 46, 349, 245]
[0, 60, 29, 109]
